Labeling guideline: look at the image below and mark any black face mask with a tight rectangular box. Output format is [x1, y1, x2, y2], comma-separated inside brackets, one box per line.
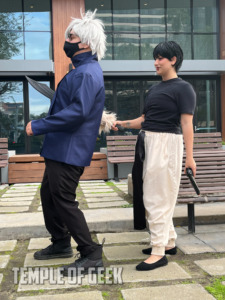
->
[63, 41, 84, 58]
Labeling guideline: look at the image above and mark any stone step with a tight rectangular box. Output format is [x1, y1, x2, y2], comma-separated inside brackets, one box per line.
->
[0, 203, 225, 240]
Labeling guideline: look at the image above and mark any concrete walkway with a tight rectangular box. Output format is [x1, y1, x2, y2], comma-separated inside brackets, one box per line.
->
[0, 180, 224, 300]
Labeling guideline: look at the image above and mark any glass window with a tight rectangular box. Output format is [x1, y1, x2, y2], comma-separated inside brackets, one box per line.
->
[105, 34, 113, 60]
[25, 32, 52, 60]
[113, 0, 139, 32]
[193, 0, 217, 33]
[167, 34, 192, 59]
[85, 0, 112, 32]
[141, 34, 165, 59]
[194, 34, 217, 59]
[188, 79, 217, 132]
[24, 0, 51, 31]
[140, 0, 165, 32]
[0, 0, 23, 31]
[167, 0, 191, 32]
[114, 33, 139, 60]
[29, 81, 50, 153]
[0, 81, 25, 153]
[0, 32, 24, 59]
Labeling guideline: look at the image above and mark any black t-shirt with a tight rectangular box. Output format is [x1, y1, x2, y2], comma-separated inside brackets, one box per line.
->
[142, 78, 196, 134]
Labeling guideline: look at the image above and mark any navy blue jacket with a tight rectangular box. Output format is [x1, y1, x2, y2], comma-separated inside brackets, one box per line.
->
[31, 52, 105, 166]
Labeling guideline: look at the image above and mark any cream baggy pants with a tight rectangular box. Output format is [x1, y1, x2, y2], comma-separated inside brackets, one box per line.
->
[143, 131, 183, 256]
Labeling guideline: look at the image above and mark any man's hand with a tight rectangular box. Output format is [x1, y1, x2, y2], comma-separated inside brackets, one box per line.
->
[26, 121, 33, 136]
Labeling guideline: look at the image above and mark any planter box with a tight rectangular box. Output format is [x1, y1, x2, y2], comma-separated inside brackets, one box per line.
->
[8, 153, 107, 184]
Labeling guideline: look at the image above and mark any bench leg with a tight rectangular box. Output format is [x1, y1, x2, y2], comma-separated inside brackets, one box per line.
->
[114, 164, 119, 181]
[187, 203, 195, 233]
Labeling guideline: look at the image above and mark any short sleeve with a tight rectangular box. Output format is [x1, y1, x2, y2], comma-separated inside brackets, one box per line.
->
[178, 83, 196, 115]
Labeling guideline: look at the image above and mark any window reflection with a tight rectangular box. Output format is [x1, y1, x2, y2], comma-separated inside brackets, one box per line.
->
[194, 34, 217, 59]
[0, 32, 24, 59]
[193, 0, 217, 33]
[140, 0, 165, 32]
[0, 81, 25, 153]
[113, 0, 139, 32]
[114, 34, 139, 60]
[29, 81, 50, 153]
[25, 32, 52, 60]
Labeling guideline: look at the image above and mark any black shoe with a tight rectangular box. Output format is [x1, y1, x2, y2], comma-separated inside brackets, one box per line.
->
[142, 246, 177, 255]
[61, 254, 103, 277]
[136, 255, 168, 271]
[34, 238, 73, 260]
[61, 243, 104, 277]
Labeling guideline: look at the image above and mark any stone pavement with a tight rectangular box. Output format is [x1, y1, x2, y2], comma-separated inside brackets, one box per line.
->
[0, 180, 224, 299]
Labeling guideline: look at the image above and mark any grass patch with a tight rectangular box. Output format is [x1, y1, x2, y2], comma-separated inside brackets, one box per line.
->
[205, 276, 225, 300]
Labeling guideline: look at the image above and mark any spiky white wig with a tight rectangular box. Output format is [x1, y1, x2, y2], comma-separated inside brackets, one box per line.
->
[65, 9, 106, 60]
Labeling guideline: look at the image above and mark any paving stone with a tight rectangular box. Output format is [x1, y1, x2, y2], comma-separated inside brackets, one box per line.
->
[0, 184, 8, 190]
[111, 262, 192, 282]
[13, 183, 40, 186]
[8, 188, 38, 192]
[17, 269, 91, 291]
[176, 233, 215, 254]
[195, 257, 225, 275]
[0, 273, 3, 284]
[2, 192, 36, 197]
[24, 252, 77, 267]
[38, 206, 42, 211]
[0, 240, 17, 251]
[0, 255, 10, 268]
[16, 291, 103, 300]
[28, 238, 77, 250]
[103, 245, 147, 261]
[195, 232, 225, 252]
[0, 197, 34, 201]
[84, 192, 119, 198]
[87, 201, 129, 208]
[0, 206, 29, 213]
[121, 284, 215, 300]
[188, 224, 225, 234]
[82, 188, 114, 193]
[0, 201, 32, 206]
[81, 186, 111, 190]
[97, 232, 150, 244]
[80, 180, 105, 184]
[85, 196, 124, 203]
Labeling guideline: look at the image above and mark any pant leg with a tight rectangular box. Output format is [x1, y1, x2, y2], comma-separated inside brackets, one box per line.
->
[40, 169, 69, 240]
[43, 158, 99, 256]
[142, 132, 183, 256]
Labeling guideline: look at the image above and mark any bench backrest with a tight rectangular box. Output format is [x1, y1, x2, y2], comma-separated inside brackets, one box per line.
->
[106, 135, 137, 159]
[106, 132, 223, 159]
[0, 138, 8, 168]
[179, 150, 225, 198]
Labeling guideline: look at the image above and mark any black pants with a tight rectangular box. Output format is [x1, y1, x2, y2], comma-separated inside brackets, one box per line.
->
[40, 158, 99, 256]
[132, 132, 146, 230]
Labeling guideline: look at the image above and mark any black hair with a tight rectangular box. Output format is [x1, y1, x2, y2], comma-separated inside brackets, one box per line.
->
[153, 41, 183, 72]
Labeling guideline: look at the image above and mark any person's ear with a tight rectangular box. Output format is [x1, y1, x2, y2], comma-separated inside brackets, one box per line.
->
[171, 56, 177, 67]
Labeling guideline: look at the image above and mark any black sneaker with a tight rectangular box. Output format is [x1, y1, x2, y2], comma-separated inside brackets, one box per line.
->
[61, 253, 103, 277]
[142, 246, 177, 255]
[34, 242, 73, 260]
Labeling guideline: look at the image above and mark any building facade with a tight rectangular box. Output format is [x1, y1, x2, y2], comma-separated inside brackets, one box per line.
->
[1, 0, 225, 154]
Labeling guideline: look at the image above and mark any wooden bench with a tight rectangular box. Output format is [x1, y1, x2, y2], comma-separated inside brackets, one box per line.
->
[106, 135, 137, 181]
[8, 152, 108, 184]
[0, 138, 8, 184]
[107, 132, 225, 232]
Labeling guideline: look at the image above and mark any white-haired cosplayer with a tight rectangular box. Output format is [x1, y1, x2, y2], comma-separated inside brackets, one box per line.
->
[27, 10, 110, 278]
[65, 9, 106, 60]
